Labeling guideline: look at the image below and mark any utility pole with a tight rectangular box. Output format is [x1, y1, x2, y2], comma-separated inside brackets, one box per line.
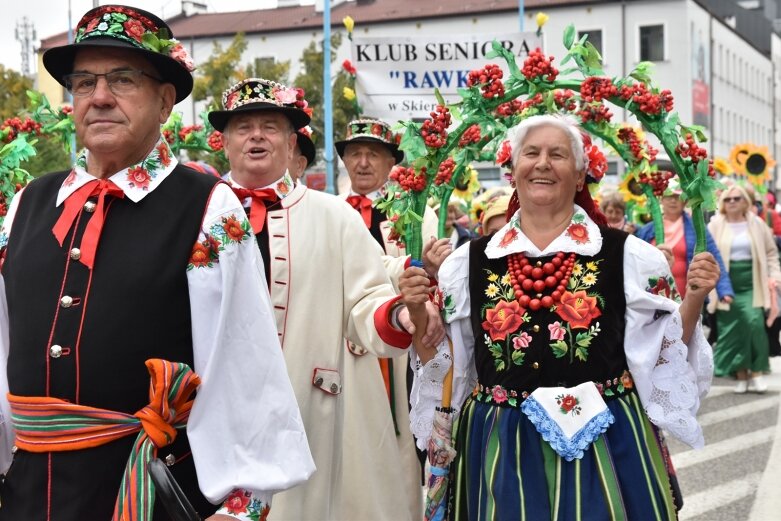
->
[15, 17, 36, 77]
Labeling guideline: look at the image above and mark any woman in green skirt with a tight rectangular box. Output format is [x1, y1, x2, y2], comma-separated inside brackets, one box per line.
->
[708, 184, 781, 393]
[403, 115, 720, 520]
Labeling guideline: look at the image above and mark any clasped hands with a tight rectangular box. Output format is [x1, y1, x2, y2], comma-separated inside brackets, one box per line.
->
[398, 265, 445, 363]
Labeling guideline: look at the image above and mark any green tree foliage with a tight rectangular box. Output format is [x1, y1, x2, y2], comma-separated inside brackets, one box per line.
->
[245, 56, 291, 85]
[294, 32, 358, 157]
[192, 32, 249, 110]
[0, 66, 33, 117]
[24, 138, 71, 177]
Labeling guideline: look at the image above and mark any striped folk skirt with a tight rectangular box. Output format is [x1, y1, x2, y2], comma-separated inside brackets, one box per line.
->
[449, 392, 678, 521]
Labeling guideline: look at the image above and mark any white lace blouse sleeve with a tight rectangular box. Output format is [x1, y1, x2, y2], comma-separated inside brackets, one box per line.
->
[623, 235, 713, 449]
[186, 183, 315, 510]
[409, 242, 478, 450]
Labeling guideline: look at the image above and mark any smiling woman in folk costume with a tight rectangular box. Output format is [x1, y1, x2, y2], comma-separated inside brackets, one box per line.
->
[402, 114, 720, 520]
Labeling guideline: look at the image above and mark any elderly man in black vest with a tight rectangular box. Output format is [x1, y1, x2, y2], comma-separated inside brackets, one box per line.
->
[0, 5, 313, 521]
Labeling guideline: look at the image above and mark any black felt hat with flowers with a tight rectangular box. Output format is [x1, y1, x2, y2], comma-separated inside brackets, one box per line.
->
[296, 126, 316, 167]
[335, 118, 404, 164]
[208, 78, 311, 132]
[43, 4, 195, 103]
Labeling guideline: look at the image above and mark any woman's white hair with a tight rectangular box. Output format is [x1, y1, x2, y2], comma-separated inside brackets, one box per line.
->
[506, 114, 586, 171]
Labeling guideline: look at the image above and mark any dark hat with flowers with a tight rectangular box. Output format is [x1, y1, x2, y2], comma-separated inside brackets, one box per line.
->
[296, 126, 316, 167]
[43, 4, 195, 103]
[208, 78, 311, 132]
[335, 118, 404, 164]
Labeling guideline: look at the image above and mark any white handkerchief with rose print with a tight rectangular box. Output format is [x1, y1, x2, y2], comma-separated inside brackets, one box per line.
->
[520, 381, 614, 461]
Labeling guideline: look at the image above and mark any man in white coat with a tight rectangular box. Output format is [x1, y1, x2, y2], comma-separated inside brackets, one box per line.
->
[336, 117, 451, 520]
[209, 78, 443, 521]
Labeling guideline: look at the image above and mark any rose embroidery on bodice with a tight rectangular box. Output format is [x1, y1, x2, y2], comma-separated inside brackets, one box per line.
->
[480, 258, 605, 371]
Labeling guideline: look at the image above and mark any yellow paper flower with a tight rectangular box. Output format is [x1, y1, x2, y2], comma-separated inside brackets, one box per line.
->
[343, 87, 356, 101]
[453, 165, 481, 202]
[712, 156, 733, 175]
[618, 174, 647, 204]
[729, 143, 775, 186]
[535, 12, 549, 29]
[343, 16, 355, 34]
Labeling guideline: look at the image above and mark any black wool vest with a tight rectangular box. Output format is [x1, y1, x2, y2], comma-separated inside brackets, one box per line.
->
[0, 165, 220, 520]
[468, 227, 630, 403]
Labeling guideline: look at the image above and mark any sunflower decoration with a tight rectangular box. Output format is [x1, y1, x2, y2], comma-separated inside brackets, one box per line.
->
[618, 174, 647, 205]
[712, 156, 733, 176]
[452, 164, 481, 202]
[729, 143, 775, 188]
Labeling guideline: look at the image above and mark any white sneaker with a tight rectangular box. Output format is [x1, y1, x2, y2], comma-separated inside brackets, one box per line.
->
[734, 380, 749, 394]
[748, 375, 768, 393]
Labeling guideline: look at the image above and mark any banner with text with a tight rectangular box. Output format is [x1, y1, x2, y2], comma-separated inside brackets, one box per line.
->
[351, 33, 542, 121]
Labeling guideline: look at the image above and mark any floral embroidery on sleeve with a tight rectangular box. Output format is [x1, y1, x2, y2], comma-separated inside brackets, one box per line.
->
[647, 274, 681, 303]
[187, 213, 252, 271]
[217, 489, 270, 521]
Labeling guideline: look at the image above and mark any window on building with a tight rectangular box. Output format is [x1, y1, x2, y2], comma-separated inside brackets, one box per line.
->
[577, 29, 603, 57]
[639, 24, 664, 61]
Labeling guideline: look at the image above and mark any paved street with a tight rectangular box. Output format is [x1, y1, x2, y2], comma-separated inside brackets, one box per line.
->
[668, 357, 781, 521]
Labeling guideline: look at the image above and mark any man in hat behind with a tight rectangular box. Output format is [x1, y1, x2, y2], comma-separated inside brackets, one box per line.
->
[210, 78, 444, 520]
[336, 117, 450, 520]
[0, 6, 312, 520]
[289, 125, 315, 181]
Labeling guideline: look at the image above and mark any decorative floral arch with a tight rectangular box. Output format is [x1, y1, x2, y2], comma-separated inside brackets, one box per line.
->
[376, 24, 720, 260]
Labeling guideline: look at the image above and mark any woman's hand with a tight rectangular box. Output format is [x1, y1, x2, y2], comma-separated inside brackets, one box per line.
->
[680, 252, 720, 344]
[685, 252, 719, 299]
[422, 237, 453, 279]
[656, 244, 674, 268]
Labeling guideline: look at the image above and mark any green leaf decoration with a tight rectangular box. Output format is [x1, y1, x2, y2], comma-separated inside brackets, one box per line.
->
[575, 331, 592, 348]
[511, 349, 525, 365]
[141, 32, 162, 53]
[563, 24, 576, 49]
[551, 340, 568, 358]
[575, 346, 589, 361]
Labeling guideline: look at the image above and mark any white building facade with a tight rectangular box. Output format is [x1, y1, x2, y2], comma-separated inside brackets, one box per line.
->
[37, 0, 780, 188]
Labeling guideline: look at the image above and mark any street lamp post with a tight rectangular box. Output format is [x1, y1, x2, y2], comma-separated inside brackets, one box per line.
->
[323, 0, 335, 194]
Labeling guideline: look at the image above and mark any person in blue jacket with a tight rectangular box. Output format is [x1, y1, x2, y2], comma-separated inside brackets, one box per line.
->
[636, 181, 734, 302]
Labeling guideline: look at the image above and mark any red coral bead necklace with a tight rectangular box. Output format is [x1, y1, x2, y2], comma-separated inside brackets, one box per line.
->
[507, 252, 577, 311]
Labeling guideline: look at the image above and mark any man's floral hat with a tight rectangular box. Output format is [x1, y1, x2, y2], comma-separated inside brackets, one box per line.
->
[43, 5, 195, 103]
[208, 78, 311, 132]
[297, 126, 316, 167]
[335, 118, 404, 164]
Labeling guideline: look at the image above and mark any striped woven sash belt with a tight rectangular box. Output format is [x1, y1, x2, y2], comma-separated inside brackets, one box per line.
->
[8, 358, 201, 521]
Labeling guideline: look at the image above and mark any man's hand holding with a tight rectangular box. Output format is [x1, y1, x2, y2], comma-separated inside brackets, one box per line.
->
[398, 266, 445, 363]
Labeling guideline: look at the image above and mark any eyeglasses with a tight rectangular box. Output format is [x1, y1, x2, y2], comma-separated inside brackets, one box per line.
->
[723, 196, 744, 203]
[63, 70, 162, 97]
